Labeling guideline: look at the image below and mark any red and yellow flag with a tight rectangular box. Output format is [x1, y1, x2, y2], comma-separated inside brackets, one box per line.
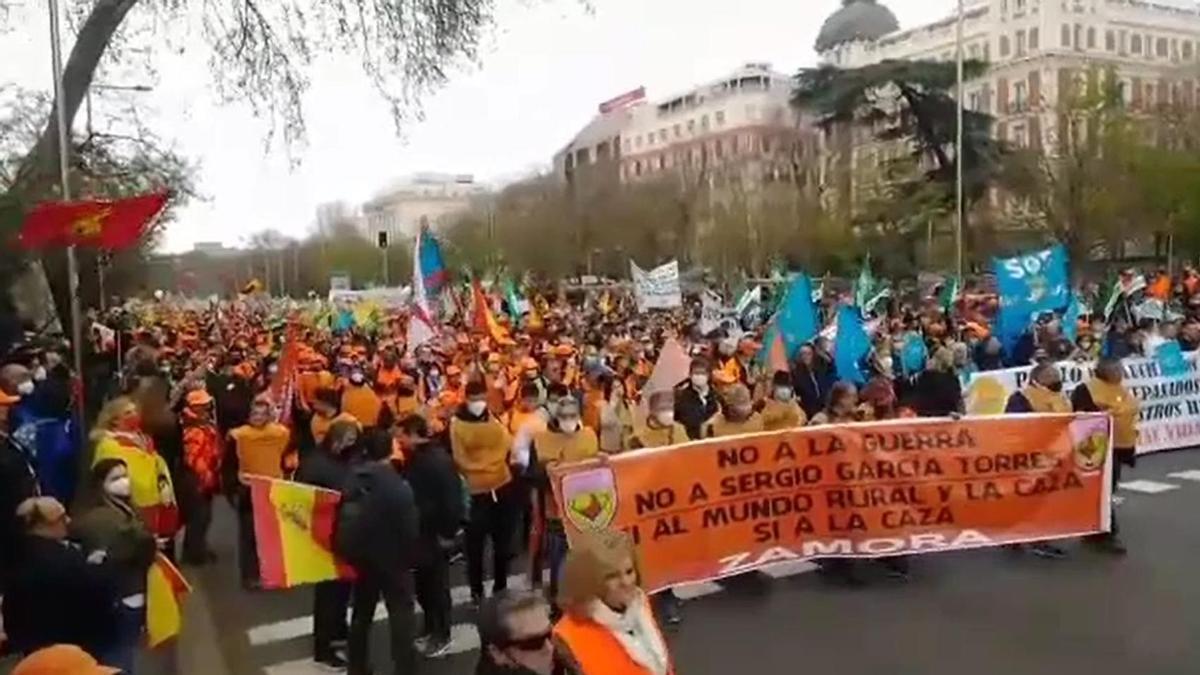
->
[472, 278, 510, 343]
[248, 476, 355, 589]
[146, 553, 191, 648]
[18, 192, 169, 250]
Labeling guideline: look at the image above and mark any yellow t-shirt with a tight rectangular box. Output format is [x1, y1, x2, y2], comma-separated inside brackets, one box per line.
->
[231, 423, 291, 479]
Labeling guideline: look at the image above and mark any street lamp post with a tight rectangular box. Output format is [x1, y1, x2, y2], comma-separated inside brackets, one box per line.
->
[955, 0, 966, 280]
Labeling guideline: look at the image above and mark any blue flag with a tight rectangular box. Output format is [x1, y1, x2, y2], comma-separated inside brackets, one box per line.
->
[1156, 340, 1189, 378]
[994, 245, 1070, 353]
[834, 306, 871, 385]
[757, 273, 820, 365]
[900, 332, 928, 376]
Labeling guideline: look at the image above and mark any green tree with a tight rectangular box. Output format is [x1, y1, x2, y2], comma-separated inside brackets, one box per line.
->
[792, 59, 1000, 268]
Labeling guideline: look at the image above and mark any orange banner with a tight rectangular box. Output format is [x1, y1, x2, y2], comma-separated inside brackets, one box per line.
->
[552, 414, 1113, 592]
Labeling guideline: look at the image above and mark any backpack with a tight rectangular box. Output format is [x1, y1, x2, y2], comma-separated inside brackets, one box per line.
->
[333, 469, 375, 566]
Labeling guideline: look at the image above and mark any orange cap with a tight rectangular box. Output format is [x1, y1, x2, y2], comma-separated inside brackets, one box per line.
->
[186, 390, 214, 407]
[0, 389, 20, 405]
[14, 645, 119, 675]
[446, 365, 463, 377]
[520, 357, 539, 370]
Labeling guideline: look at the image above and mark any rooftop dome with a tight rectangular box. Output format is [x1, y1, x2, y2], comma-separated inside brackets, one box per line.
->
[814, 0, 900, 54]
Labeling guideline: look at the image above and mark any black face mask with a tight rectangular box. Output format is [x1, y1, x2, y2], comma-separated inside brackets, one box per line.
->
[1046, 381, 1064, 393]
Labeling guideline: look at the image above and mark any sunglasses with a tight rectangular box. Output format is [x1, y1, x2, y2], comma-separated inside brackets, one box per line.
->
[504, 630, 553, 652]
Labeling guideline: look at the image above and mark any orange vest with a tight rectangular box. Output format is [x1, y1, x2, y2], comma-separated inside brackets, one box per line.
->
[554, 611, 674, 675]
[342, 386, 383, 428]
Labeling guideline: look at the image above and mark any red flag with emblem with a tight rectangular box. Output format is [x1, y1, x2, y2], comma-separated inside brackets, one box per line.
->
[17, 192, 169, 250]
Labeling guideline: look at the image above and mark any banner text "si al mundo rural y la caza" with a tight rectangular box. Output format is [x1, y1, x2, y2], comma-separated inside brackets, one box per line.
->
[552, 414, 1113, 592]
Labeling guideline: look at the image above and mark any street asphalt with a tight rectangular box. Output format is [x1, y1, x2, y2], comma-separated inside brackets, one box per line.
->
[141, 448, 1200, 675]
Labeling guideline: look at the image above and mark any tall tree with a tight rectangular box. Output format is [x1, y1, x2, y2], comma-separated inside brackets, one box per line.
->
[792, 59, 1000, 267]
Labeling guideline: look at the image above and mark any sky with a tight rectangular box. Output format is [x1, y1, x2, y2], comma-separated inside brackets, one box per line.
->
[1, 0, 955, 252]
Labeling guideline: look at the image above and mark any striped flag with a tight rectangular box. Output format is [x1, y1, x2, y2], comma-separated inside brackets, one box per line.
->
[408, 227, 440, 349]
[248, 476, 355, 589]
[472, 278, 511, 342]
[146, 553, 191, 647]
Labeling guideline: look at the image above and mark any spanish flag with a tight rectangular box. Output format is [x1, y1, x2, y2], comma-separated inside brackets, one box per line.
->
[146, 553, 191, 648]
[472, 278, 511, 343]
[248, 476, 355, 589]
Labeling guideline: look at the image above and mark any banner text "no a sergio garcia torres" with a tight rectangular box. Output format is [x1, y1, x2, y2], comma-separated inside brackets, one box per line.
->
[551, 414, 1113, 592]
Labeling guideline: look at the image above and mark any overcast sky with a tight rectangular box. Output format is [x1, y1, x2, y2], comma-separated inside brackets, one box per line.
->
[1, 0, 954, 252]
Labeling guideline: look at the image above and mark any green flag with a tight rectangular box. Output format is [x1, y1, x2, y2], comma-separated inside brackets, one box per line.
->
[939, 277, 960, 313]
[1100, 276, 1122, 320]
[854, 256, 876, 309]
[503, 276, 527, 320]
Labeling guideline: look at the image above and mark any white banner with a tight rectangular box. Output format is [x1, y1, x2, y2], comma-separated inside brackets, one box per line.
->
[966, 352, 1200, 454]
[328, 286, 411, 305]
[699, 289, 724, 335]
[630, 260, 682, 311]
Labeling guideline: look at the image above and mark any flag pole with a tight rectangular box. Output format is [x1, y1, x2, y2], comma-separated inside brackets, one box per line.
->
[48, 0, 86, 413]
[955, 0, 966, 281]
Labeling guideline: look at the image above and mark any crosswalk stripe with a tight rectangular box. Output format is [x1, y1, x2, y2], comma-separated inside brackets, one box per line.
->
[247, 575, 527, 646]
[1166, 470, 1200, 482]
[757, 560, 820, 579]
[1118, 480, 1180, 494]
[261, 624, 480, 674]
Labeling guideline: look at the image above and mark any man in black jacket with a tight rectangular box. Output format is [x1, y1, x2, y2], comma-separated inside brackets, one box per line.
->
[296, 419, 357, 670]
[397, 414, 466, 658]
[674, 358, 719, 441]
[2, 497, 116, 659]
[340, 433, 420, 675]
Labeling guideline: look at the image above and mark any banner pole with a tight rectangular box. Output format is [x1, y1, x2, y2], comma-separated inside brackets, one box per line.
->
[48, 0, 86, 416]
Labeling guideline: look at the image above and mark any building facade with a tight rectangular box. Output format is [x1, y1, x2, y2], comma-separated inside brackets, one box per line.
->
[554, 64, 819, 189]
[361, 173, 488, 241]
[816, 0, 1200, 163]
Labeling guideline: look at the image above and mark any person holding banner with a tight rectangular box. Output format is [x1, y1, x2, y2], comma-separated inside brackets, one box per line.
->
[555, 530, 673, 675]
[1003, 362, 1071, 560]
[529, 397, 600, 607]
[1072, 357, 1139, 555]
[628, 391, 688, 451]
[704, 384, 763, 439]
[673, 359, 718, 441]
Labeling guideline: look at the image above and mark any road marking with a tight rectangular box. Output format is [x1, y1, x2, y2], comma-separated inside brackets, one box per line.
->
[1167, 470, 1200, 482]
[758, 560, 819, 579]
[247, 575, 526, 646]
[672, 581, 724, 600]
[261, 624, 480, 674]
[1118, 480, 1180, 494]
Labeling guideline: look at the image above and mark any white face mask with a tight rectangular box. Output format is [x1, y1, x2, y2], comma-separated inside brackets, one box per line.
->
[467, 400, 488, 416]
[774, 387, 794, 402]
[654, 411, 675, 426]
[106, 476, 132, 499]
[558, 418, 580, 433]
[32, 367, 47, 382]
[691, 374, 709, 389]
[349, 373, 365, 386]
[17, 380, 35, 396]
[878, 357, 894, 373]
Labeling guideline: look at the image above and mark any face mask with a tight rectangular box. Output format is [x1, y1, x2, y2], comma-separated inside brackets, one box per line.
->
[467, 400, 488, 416]
[878, 357, 894, 372]
[268, 364, 279, 375]
[654, 411, 675, 426]
[350, 373, 365, 385]
[691, 374, 709, 388]
[1046, 381, 1064, 393]
[731, 405, 753, 418]
[558, 418, 580, 433]
[32, 367, 47, 382]
[17, 380, 35, 396]
[105, 476, 132, 499]
[774, 387, 794, 402]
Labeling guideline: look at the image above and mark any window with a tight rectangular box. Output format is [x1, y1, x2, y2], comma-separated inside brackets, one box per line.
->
[1184, 41, 1194, 60]
[714, 140, 723, 159]
[1105, 30, 1115, 52]
[968, 91, 981, 111]
[701, 115, 711, 131]
[1030, 28, 1039, 50]
[635, 135, 643, 148]
[1015, 0, 1027, 13]
[1157, 37, 1168, 58]
[714, 110, 725, 126]
[1014, 81, 1028, 111]
[673, 124, 681, 138]
[634, 160, 642, 176]
[1011, 122, 1028, 148]
[1062, 24, 1072, 48]
[658, 155, 666, 170]
[1074, 24, 1082, 51]
[1132, 34, 1142, 54]
[1087, 27, 1095, 49]
[1145, 83, 1155, 104]
[1016, 30, 1026, 56]
[687, 119, 696, 134]
[623, 139, 632, 154]
[762, 137, 772, 154]
[969, 44, 981, 59]
[1000, 35, 1011, 57]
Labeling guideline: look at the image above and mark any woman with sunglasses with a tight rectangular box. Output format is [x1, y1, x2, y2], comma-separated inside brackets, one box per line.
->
[553, 530, 673, 675]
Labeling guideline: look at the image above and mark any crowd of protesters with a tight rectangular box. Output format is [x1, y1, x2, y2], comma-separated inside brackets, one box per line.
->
[0, 264, 1194, 674]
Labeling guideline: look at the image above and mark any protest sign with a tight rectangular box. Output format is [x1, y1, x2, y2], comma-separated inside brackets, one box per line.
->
[327, 286, 411, 305]
[552, 415, 1111, 592]
[966, 352, 1200, 454]
[699, 289, 725, 335]
[631, 260, 682, 311]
